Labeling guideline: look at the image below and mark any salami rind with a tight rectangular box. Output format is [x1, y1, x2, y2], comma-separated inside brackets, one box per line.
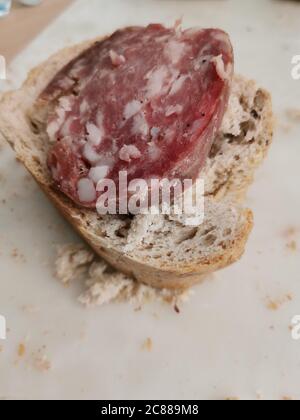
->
[42, 24, 234, 207]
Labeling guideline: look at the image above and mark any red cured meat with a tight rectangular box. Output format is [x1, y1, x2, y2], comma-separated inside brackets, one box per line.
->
[42, 24, 234, 208]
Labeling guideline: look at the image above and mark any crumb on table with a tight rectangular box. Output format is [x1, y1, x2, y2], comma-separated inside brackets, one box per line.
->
[17, 343, 26, 358]
[286, 108, 300, 122]
[141, 338, 153, 352]
[266, 294, 293, 311]
[281, 226, 298, 239]
[287, 240, 297, 252]
[32, 350, 52, 372]
[281, 227, 298, 252]
[55, 244, 193, 309]
[10, 248, 26, 263]
[21, 304, 40, 314]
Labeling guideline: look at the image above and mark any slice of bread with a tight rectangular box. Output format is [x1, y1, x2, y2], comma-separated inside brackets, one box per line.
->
[0, 38, 273, 290]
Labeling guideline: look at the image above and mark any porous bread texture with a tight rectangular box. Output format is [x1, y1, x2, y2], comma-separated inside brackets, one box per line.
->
[55, 244, 193, 308]
[55, 244, 94, 285]
[87, 199, 245, 265]
[0, 37, 273, 290]
[203, 75, 273, 202]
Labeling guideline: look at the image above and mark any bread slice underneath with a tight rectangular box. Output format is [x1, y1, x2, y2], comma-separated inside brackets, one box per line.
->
[0, 39, 273, 290]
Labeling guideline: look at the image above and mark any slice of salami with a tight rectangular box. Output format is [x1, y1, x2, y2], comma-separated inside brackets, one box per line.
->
[42, 24, 234, 208]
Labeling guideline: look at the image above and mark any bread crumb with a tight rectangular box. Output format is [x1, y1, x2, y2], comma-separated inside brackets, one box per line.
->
[281, 227, 298, 252]
[78, 264, 192, 309]
[16, 341, 52, 372]
[55, 244, 193, 309]
[267, 300, 279, 311]
[281, 226, 298, 239]
[282, 396, 294, 401]
[33, 354, 51, 372]
[32, 347, 52, 372]
[21, 304, 40, 314]
[10, 248, 26, 263]
[17, 343, 26, 358]
[286, 108, 300, 123]
[266, 294, 293, 311]
[225, 397, 240, 401]
[287, 240, 297, 252]
[55, 244, 94, 285]
[141, 338, 153, 352]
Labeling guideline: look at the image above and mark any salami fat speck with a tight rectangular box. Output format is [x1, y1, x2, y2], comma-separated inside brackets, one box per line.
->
[41, 24, 234, 207]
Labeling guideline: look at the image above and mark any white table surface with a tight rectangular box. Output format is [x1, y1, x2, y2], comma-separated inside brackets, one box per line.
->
[0, 0, 300, 400]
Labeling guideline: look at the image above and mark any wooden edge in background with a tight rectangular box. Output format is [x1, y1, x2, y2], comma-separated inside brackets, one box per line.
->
[0, 0, 74, 63]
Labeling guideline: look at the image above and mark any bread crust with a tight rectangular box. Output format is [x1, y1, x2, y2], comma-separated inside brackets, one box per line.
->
[0, 36, 273, 290]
